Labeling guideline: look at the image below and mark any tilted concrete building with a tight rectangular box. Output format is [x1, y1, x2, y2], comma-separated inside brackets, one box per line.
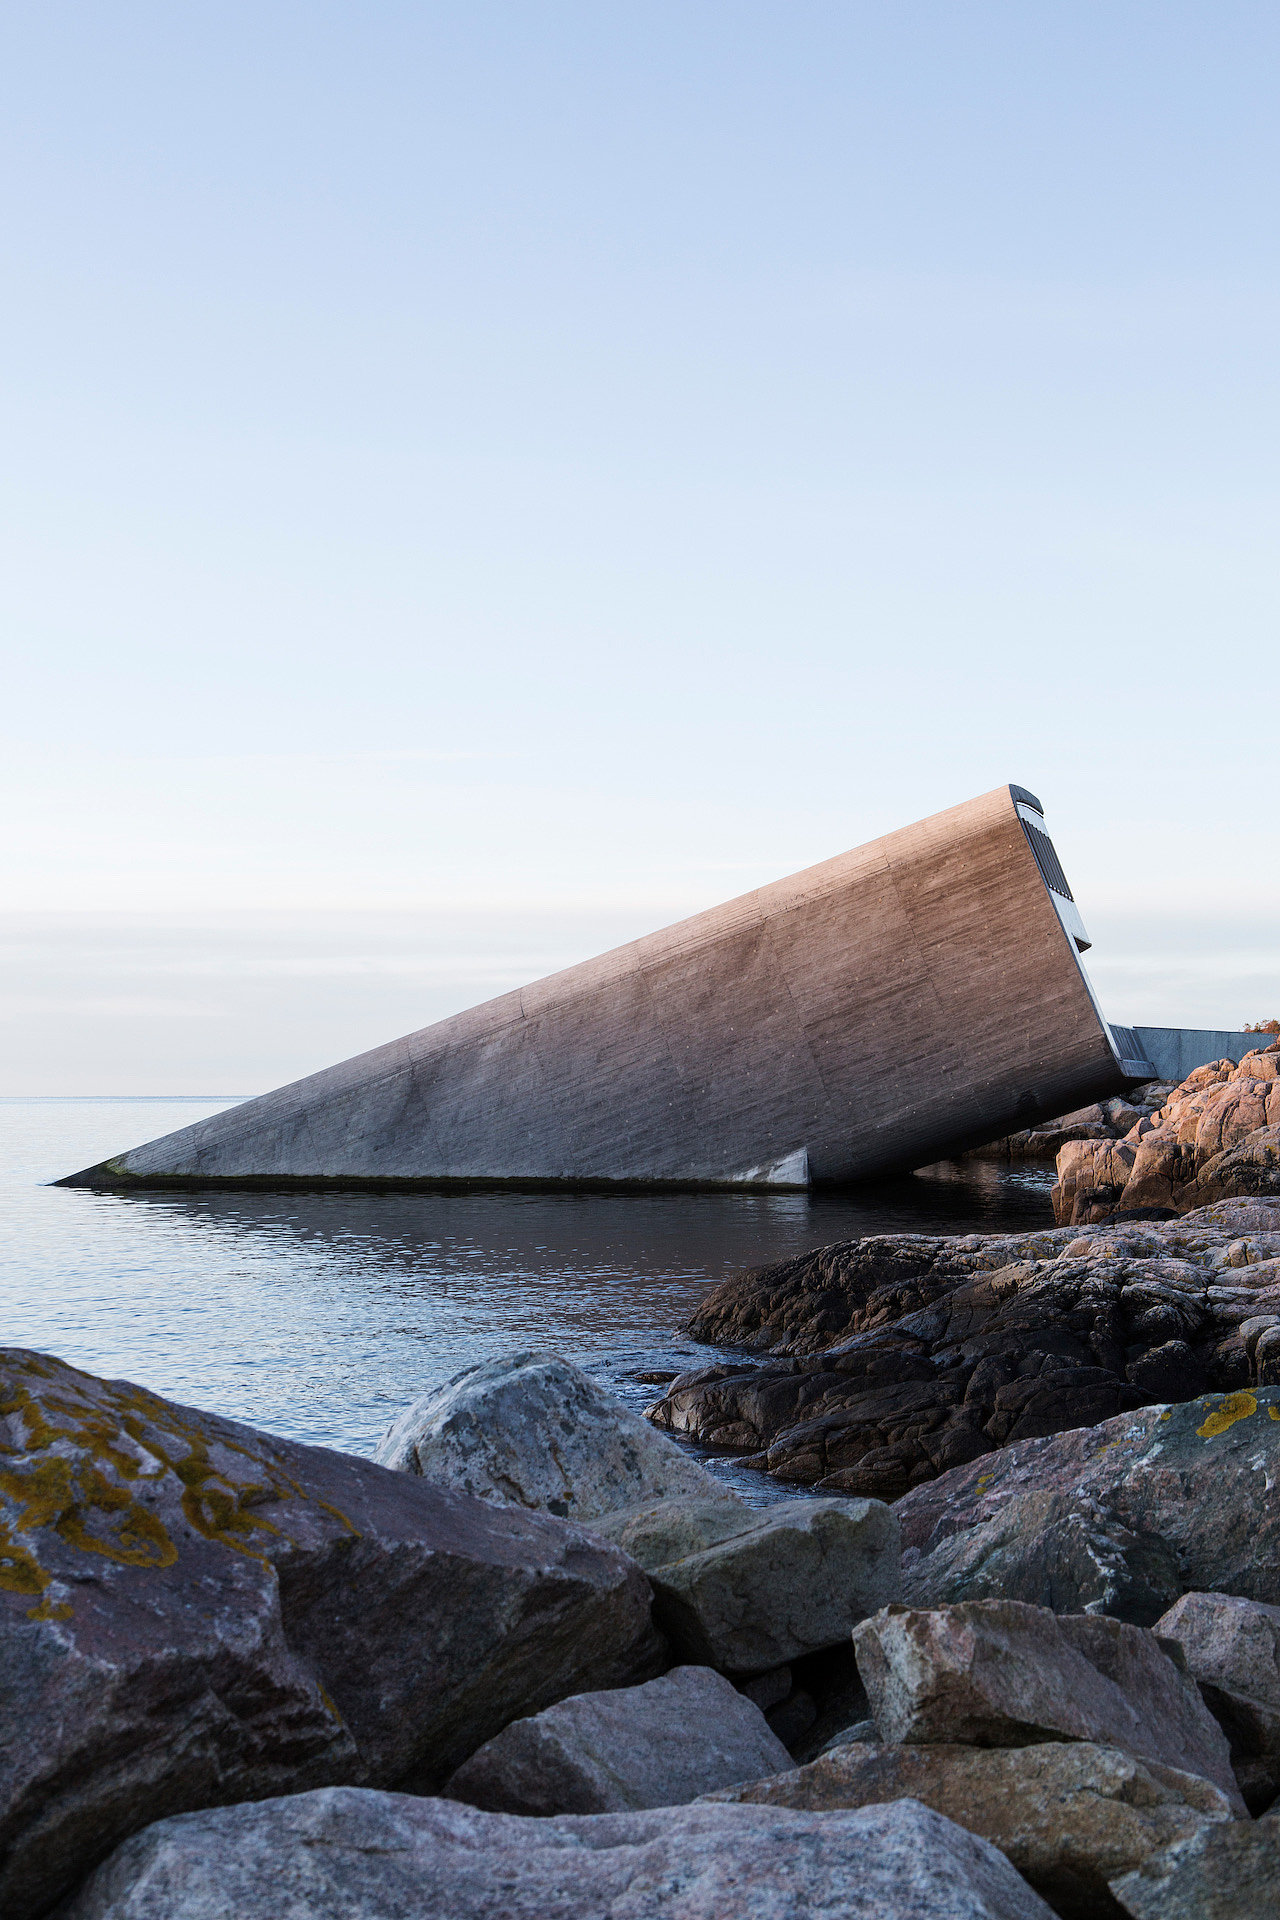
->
[62, 784, 1153, 1193]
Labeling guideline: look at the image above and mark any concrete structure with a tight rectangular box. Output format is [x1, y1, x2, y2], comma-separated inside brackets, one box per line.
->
[1127, 1027, 1270, 1084]
[62, 785, 1145, 1193]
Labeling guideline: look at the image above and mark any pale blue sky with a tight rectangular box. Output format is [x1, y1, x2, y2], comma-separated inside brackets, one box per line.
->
[3, 4, 1277, 1090]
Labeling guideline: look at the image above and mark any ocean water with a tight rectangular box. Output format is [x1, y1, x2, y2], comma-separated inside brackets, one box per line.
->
[1, 1098, 1055, 1498]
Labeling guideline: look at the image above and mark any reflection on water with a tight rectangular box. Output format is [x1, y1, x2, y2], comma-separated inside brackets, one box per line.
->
[2, 1100, 1053, 1496]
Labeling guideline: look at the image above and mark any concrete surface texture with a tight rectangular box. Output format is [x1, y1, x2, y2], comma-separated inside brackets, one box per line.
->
[1131, 1027, 1269, 1082]
[61, 785, 1133, 1192]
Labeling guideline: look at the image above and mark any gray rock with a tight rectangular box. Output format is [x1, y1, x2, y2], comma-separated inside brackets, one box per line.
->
[59, 1785, 1059, 1920]
[443, 1664, 792, 1814]
[649, 1496, 900, 1674]
[0, 1348, 661, 1920]
[896, 1387, 1280, 1624]
[375, 1351, 724, 1519]
[1110, 1817, 1280, 1918]
[1154, 1590, 1280, 1811]
[585, 1493, 758, 1567]
[852, 1601, 1243, 1810]
[704, 1739, 1233, 1920]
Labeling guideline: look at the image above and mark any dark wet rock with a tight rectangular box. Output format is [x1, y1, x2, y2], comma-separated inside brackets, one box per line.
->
[58, 1786, 1059, 1920]
[1154, 1590, 1280, 1812]
[895, 1387, 1280, 1624]
[443, 1664, 792, 1815]
[705, 1739, 1232, 1920]
[648, 1208, 1280, 1497]
[0, 1349, 661, 1920]
[851, 1600, 1241, 1810]
[970, 1085, 1176, 1164]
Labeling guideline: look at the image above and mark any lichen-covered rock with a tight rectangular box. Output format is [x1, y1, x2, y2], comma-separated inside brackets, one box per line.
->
[375, 1350, 724, 1519]
[895, 1387, 1280, 1623]
[58, 1786, 1059, 1920]
[650, 1210, 1280, 1496]
[1109, 1817, 1280, 1918]
[850, 1600, 1241, 1809]
[443, 1664, 792, 1815]
[704, 1739, 1233, 1920]
[0, 1349, 661, 1920]
[1154, 1590, 1280, 1811]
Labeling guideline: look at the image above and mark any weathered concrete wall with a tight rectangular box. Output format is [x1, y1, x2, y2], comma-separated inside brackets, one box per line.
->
[61, 785, 1132, 1192]
[1131, 1026, 1269, 1083]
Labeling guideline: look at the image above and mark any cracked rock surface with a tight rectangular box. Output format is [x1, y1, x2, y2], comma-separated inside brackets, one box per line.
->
[646, 1199, 1280, 1503]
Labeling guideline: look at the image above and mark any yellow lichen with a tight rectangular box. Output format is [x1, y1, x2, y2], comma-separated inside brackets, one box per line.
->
[0, 1358, 359, 1587]
[1196, 1391, 1258, 1438]
[26, 1595, 73, 1622]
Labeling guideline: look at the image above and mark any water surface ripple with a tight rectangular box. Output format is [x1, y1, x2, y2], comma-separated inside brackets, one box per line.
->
[2, 1099, 1054, 1501]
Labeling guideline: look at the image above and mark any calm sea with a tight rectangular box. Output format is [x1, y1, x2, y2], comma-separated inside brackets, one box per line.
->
[1, 1098, 1054, 1499]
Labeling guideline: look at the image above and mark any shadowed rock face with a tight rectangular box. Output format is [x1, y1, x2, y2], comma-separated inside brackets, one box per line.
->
[443, 1665, 792, 1816]
[1109, 1818, 1280, 1920]
[0, 1349, 662, 1920]
[1153, 1591, 1280, 1812]
[58, 1787, 1059, 1920]
[646, 1202, 1280, 1501]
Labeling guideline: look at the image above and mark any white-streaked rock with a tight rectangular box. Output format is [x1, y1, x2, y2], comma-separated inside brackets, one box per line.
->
[375, 1351, 725, 1519]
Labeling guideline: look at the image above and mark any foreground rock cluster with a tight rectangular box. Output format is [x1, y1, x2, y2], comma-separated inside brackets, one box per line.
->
[5, 1344, 1279, 1917]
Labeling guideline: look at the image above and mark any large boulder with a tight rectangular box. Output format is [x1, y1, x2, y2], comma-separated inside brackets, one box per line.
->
[0, 1349, 661, 1920]
[704, 1739, 1233, 1920]
[378, 1352, 901, 1673]
[1110, 1817, 1280, 1918]
[58, 1786, 1058, 1920]
[643, 1496, 900, 1674]
[443, 1664, 792, 1814]
[851, 1600, 1241, 1809]
[1154, 1590, 1280, 1811]
[375, 1351, 724, 1518]
[896, 1387, 1280, 1623]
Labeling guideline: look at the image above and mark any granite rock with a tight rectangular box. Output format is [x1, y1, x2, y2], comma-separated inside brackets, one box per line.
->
[443, 1664, 792, 1815]
[704, 1738, 1233, 1920]
[1054, 1045, 1280, 1225]
[0, 1348, 660, 1920]
[1154, 1589, 1280, 1811]
[851, 1600, 1242, 1808]
[896, 1387, 1280, 1623]
[1109, 1816, 1280, 1919]
[645, 1495, 900, 1674]
[58, 1785, 1059, 1920]
[376, 1350, 723, 1519]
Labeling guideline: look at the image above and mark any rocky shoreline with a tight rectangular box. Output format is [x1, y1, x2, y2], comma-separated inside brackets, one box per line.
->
[6, 1055, 1280, 1917]
[3, 1327, 1278, 1917]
